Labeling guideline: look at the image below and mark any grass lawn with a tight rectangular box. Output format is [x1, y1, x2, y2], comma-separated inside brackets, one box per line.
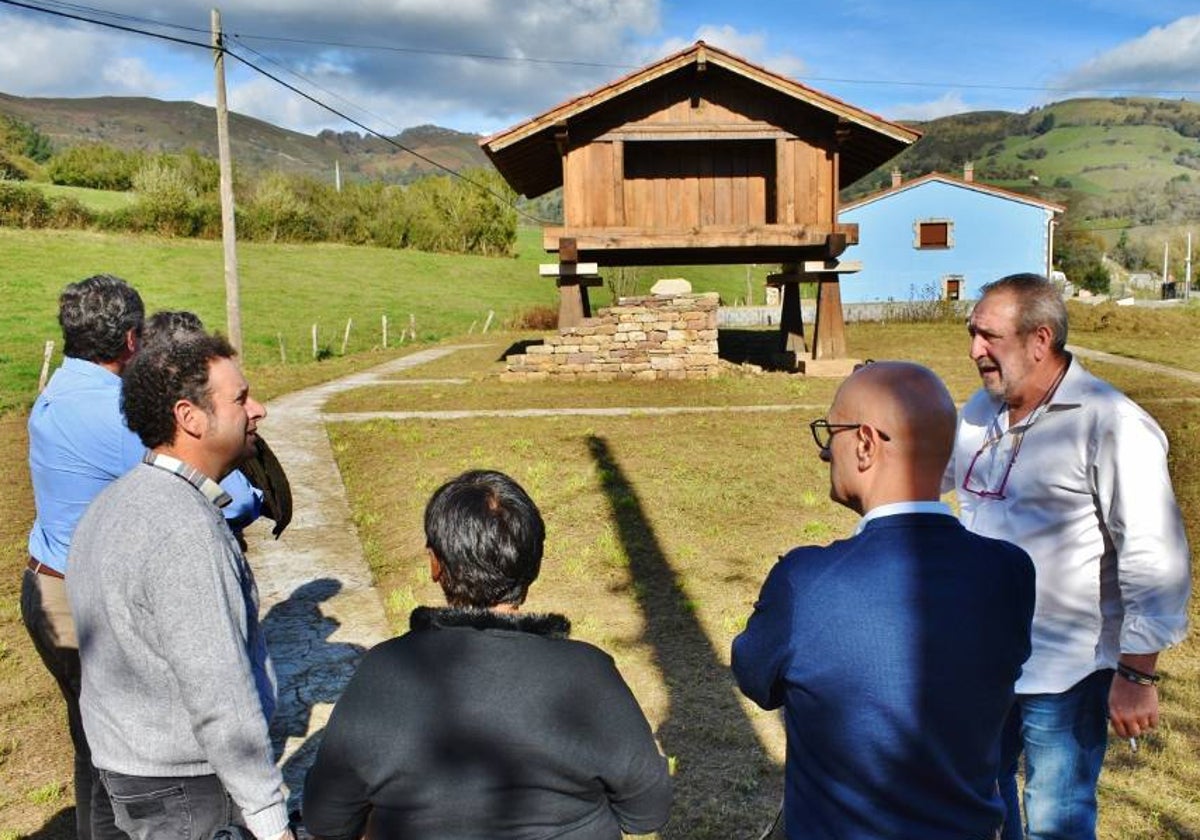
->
[22, 183, 138, 213]
[2, 225, 1199, 838]
[324, 320, 1200, 840]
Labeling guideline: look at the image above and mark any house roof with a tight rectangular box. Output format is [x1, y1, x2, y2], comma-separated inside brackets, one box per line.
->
[840, 172, 1066, 214]
[480, 41, 921, 198]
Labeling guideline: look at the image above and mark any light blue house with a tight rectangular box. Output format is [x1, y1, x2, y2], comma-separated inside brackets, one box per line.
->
[837, 166, 1064, 303]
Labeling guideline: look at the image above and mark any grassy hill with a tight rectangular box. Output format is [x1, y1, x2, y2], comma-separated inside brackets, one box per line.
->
[0, 92, 490, 183]
[846, 97, 1200, 239]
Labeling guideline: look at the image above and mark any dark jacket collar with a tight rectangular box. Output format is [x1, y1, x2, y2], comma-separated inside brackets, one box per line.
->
[409, 606, 571, 638]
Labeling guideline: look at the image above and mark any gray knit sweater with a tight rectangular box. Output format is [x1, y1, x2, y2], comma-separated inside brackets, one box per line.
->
[67, 462, 288, 839]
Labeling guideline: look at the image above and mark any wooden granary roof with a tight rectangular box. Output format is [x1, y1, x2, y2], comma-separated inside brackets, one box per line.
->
[480, 41, 920, 200]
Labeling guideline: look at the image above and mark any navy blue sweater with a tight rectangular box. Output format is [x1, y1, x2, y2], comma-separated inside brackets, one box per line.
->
[732, 513, 1034, 840]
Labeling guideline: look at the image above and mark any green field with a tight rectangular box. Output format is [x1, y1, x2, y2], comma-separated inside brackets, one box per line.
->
[21, 182, 138, 213]
[2, 227, 1200, 838]
[0, 227, 780, 414]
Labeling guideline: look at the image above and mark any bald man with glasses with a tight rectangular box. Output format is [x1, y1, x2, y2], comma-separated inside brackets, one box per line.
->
[945, 273, 1191, 840]
[734, 361, 1035, 840]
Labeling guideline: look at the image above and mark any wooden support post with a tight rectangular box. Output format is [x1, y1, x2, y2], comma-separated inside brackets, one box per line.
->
[382, 314, 388, 348]
[547, 237, 601, 329]
[812, 279, 847, 359]
[775, 262, 806, 355]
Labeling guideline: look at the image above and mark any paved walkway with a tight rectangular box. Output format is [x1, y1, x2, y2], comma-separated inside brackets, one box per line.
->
[248, 339, 1200, 811]
[1068, 344, 1200, 384]
[247, 345, 483, 809]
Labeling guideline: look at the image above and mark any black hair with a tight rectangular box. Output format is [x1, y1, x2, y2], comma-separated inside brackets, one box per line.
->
[143, 310, 205, 346]
[424, 470, 545, 608]
[59, 274, 144, 363]
[121, 331, 236, 449]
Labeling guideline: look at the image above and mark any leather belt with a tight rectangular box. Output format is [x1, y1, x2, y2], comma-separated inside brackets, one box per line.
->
[27, 557, 65, 579]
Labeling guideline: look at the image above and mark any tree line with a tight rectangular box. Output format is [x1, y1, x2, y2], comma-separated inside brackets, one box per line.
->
[0, 115, 517, 256]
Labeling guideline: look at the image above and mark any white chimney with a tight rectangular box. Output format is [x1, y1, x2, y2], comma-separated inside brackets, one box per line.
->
[891, 168, 902, 187]
[963, 161, 975, 182]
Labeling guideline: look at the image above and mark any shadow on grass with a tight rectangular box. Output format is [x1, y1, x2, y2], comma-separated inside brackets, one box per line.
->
[20, 807, 74, 840]
[717, 329, 795, 372]
[586, 435, 782, 840]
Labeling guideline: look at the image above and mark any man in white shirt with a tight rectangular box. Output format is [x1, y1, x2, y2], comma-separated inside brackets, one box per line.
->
[945, 273, 1191, 840]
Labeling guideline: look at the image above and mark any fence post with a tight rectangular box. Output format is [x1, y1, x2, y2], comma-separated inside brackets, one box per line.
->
[382, 314, 388, 349]
[341, 318, 353, 355]
[312, 323, 318, 359]
[38, 340, 54, 392]
[278, 332, 286, 364]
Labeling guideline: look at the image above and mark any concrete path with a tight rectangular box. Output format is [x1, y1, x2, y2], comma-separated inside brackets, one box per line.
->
[1068, 344, 1200, 385]
[246, 345, 485, 810]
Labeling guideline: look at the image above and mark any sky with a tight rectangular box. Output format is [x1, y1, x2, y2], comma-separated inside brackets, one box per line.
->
[1, 0, 1199, 139]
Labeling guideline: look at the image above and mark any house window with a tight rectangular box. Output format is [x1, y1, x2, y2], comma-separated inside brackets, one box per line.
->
[914, 219, 953, 249]
[944, 275, 963, 301]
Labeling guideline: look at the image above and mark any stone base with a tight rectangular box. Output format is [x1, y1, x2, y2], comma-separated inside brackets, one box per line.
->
[796, 357, 861, 378]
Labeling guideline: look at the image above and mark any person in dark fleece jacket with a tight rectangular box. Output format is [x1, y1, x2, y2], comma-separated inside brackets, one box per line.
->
[303, 469, 672, 840]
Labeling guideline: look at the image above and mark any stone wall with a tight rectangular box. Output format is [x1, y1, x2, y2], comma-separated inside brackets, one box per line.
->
[503, 292, 721, 381]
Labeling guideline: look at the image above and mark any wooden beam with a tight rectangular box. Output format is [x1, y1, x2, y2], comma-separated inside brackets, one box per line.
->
[612, 140, 625, 225]
[544, 224, 858, 252]
[597, 122, 791, 142]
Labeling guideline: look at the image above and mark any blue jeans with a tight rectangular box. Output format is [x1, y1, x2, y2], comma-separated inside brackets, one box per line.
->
[999, 669, 1111, 840]
[100, 770, 239, 840]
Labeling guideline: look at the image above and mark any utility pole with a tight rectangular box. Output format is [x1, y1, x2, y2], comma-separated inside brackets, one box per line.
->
[213, 8, 242, 353]
[1186, 232, 1193, 301]
[1162, 241, 1170, 299]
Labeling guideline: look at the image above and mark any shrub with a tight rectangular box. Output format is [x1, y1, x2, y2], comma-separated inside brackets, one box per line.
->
[0, 182, 51, 227]
[47, 144, 144, 190]
[131, 159, 202, 236]
[509, 305, 558, 330]
[47, 196, 93, 229]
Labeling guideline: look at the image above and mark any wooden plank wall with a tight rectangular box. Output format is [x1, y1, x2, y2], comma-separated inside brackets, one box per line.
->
[562, 75, 837, 231]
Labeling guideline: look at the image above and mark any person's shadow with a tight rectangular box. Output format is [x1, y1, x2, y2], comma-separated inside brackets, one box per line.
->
[262, 578, 367, 812]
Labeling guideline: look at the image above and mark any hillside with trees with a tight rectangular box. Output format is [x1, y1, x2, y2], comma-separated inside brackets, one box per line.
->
[2, 92, 1198, 280]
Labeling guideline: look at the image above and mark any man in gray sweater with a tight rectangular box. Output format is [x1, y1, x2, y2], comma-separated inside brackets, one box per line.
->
[67, 331, 291, 840]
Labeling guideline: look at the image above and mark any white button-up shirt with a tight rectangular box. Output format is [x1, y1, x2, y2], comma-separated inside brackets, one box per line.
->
[945, 357, 1191, 694]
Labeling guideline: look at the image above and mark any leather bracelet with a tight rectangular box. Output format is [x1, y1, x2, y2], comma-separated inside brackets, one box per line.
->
[1117, 663, 1160, 686]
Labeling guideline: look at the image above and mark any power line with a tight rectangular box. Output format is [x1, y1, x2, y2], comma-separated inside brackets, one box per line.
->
[223, 44, 549, 224]
[0, 0, 210, 49]
[231, 32, 632, 72]
[0, 0, 551, 224]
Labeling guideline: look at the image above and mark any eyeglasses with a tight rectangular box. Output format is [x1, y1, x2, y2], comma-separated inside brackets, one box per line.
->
[961, 424, 1026, 500]
[809, 419, 891, 450]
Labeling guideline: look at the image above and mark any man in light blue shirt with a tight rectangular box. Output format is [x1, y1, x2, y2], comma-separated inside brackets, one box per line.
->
[24, 274, 145, 840]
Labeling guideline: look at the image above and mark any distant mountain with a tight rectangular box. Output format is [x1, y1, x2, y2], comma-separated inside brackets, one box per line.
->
[0, 92, 490, 183]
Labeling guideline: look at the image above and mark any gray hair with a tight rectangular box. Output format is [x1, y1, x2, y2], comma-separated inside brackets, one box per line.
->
[59, 274, 144, 363]
[978, 273, 1068, 353]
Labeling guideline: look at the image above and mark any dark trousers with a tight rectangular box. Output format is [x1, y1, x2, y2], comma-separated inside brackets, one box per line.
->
[100, 770, 239, 840]
[20, 567, 124, 840]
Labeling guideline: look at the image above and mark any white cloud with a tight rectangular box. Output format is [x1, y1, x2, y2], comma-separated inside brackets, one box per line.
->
[0, 14, 171, 97]
[652, 25, 807, 81]
[0, 1, 664, 134]
[889, 92, 972, 122]
[1058, 14, 1200, 92]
